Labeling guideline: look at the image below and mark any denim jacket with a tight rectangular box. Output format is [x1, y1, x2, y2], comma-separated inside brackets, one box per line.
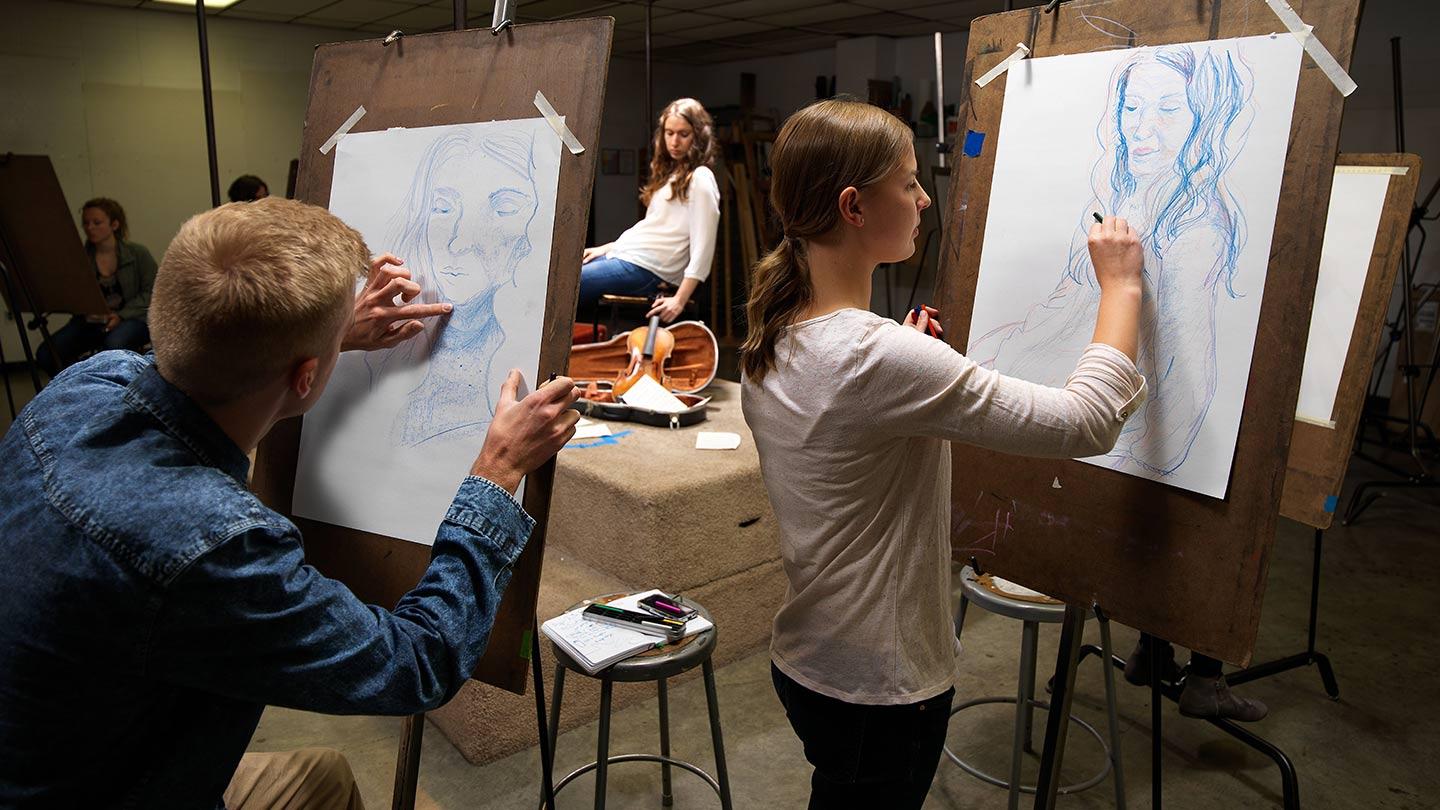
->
[0, 352, 535, 808]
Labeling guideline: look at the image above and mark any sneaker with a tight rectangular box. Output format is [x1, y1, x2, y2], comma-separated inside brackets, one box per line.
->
[1178, 674, 1268, 722]
[1123, 639, 1181, 686]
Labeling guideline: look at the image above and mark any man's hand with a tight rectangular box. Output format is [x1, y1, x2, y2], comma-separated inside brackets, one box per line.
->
[103, 313, 121, 332]
[470, 371, 582, 494]
[646, 295, 687, 323]
[342, 253, 454, 352]
[581, 246, 609, 264]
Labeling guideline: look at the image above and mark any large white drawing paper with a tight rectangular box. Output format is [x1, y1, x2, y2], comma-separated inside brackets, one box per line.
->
[293, 118, 563, 544]
[1295, 169, 1393, 426]
[967, 35, 1303, 498]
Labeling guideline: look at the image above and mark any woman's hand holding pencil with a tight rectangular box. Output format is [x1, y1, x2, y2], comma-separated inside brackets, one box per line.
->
[904, 304, 945, 340]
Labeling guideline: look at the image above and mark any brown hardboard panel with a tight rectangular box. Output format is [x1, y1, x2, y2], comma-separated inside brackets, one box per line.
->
[251, 19, 613, 694]
[0, 155, 109, 317]
[1281, 153, 1422, 529]
[936, 1, 1361, 665]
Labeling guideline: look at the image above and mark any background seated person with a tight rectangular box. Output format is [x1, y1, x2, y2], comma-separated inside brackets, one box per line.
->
[229, 173, 271, 202]
[36, 197, 156, 377]
[0, 197, 580, 808]
[580, 97, 721, 323]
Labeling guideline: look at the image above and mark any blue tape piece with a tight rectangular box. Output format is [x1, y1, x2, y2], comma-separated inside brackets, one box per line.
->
[567, 429, 634, 449]
[963, 130, 986, 158]
[1323, 495, 1338, 513]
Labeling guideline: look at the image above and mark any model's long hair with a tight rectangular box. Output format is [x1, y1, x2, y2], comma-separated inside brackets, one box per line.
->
[740, 99, 913, 382]
[1070, 45, 1253, 295]
[640, 98, 717, 206]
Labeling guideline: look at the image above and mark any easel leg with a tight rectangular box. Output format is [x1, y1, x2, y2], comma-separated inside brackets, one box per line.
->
[1150, 642, 1162, 810]
[390, 714, 423, 810]
[532, 618, 557, 810]
[1227, 528, 1340, 699]
[1033, 604, 1085, 810]
[0, 260, 45, 394]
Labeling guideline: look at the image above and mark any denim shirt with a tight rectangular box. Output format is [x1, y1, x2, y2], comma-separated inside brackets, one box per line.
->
[0, 352, 535, 808]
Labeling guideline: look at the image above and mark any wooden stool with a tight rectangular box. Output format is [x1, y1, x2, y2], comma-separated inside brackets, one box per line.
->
[542, 596, 733, 810]
[947, 566, 1126, 809]
[592, 283, 700, 337]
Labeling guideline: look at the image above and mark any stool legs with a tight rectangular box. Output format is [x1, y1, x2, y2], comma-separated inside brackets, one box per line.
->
[1009, 621, 1040, 809]
[1098, 616, 1127, 810]
[658, 678, 673, 807]
[595, 677, 614, 810]
[702, 659, 735, 810]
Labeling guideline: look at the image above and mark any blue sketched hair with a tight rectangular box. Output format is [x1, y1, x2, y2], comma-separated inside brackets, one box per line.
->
[1071, 44, 1254, 297]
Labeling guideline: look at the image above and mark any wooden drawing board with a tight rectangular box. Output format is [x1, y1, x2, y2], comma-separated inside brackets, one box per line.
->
[1281, 153, 1422, 529]
[937, 0, 1361, 665]
[250, 19, 613, 694]
[0, 154, 108, 317]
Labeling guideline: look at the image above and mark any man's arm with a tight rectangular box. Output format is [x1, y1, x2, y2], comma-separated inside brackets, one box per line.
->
[147, 372, 581, 714]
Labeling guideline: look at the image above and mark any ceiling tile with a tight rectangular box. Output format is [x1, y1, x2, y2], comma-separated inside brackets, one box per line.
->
[753, 3, 875, 27]
[301, 0, 415, 24]
[224, 0, 335, 14]
[376, 5, 452, 26]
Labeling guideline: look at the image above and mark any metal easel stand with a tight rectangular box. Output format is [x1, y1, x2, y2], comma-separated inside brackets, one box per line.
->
[1225, 527, 1340, 699]
[0, 252, 58, 402]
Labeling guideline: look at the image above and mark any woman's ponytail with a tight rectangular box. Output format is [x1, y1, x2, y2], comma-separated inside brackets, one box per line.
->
[740, 235, 811, 382]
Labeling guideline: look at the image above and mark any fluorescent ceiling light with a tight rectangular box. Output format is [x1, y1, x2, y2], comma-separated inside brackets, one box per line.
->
[151, 0, 243, 8]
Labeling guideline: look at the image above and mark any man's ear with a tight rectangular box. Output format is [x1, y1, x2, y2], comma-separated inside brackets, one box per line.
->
[837, 186, 864, 228]
[290, 357, 320, 400]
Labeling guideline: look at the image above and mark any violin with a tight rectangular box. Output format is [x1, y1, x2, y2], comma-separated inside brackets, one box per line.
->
[611, 313, 674, 396]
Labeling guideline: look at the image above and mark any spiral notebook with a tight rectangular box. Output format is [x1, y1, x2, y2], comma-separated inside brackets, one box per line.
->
[541, 590, 712, 675]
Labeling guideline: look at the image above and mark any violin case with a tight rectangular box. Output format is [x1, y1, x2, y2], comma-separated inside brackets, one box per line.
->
[566, 320, 719, 428]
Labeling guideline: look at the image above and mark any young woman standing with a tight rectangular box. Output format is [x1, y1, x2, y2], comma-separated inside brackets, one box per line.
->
[740, 99, 1147, 808]
[580, 97, 720, 323]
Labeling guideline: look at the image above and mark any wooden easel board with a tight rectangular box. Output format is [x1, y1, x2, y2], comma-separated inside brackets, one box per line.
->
[938, 0, 1361, 665]
[1281, 153, 1422, 529]
[251, 19, 613, 694]
[0, 155, 108, 317]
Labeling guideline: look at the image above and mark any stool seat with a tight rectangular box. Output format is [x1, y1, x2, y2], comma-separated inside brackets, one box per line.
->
[958, 567, 1067, 624]
[551, 596, 718, 682]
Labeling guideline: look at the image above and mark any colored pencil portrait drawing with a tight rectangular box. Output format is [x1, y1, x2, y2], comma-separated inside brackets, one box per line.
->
[966, 36, 1302, 498]
[366, 127, 542, 446]
[292, 118, 562, 545]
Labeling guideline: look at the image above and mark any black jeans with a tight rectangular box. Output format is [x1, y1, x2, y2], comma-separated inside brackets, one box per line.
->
[771, 663, 954, 810]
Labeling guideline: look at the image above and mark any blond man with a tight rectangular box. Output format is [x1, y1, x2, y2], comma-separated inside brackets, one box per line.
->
[0, 198, 579, 808]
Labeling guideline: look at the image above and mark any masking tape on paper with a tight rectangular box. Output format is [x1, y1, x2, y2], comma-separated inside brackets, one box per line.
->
[319, 105, 367, 155]
[974, 43, 1030, 88]
[1263, 0, 1357, 97]
[534, 91, 585, 155]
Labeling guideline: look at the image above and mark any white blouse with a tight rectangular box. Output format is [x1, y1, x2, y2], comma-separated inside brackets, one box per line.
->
[608, 166, 721, 286]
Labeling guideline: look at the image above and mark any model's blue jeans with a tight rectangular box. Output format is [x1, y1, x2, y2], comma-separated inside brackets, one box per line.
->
[36, 315, 150, 377]
[577, 256, 664, 313]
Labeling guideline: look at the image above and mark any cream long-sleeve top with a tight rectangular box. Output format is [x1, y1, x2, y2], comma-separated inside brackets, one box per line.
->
[607, 166, 721, 286]
[741, 308, 1147, 705]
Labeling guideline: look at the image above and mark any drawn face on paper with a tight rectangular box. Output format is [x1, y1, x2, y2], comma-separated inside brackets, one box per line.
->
[1119, 62, 1195, 178]
[425, 151, 538, 305]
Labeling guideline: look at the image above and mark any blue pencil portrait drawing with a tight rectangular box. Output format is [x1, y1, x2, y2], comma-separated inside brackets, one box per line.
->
[972, 44, 1254, 478]
[367, 126, 541, 446]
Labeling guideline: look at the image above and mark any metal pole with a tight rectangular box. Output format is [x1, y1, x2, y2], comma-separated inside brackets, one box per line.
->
[454, 0, 466, 30]
[1033, 604, 1084, 810]
[195, 0, 220, 207]
[935, 32, 945, 169]
[645, 0, 654, 128]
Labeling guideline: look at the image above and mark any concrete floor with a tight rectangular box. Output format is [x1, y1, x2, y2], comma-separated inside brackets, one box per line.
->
[249, 452, 1439, 810]
[4, 368, 1437, 808]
